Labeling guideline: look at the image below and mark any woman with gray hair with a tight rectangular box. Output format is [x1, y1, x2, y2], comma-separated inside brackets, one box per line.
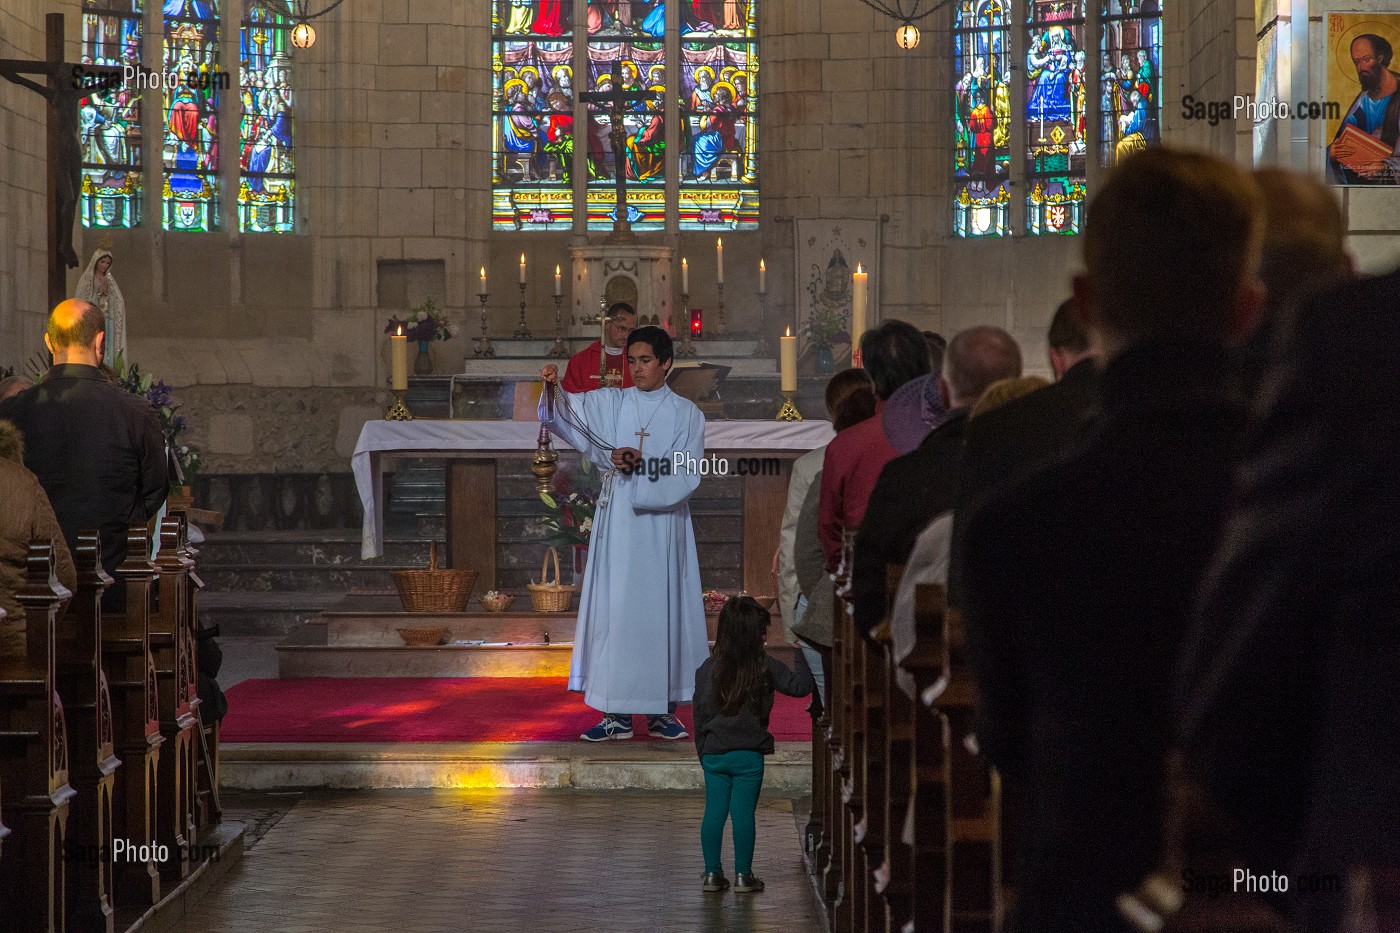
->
[0, 419, 76, 655]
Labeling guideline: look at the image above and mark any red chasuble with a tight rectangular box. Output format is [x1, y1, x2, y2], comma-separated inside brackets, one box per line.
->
[561, 340, 635, 393]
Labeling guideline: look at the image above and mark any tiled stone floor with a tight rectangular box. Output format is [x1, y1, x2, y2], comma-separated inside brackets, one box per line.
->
[182, 789, 825, 932]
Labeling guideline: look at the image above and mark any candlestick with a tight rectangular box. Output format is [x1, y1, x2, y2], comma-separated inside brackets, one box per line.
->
[758, 258, 766, 295]
[752, 288, 773, 356]
[385, 389, 413, 421]
[548, 294, 569, 358]
[716, 237, 724, 284]
[852, 263, 869, 367]
[515, 281, 532, 338]
[474, 291, 495, 357]
[681, 257, 689, 294]
[390, 327, 408, 391]
[716, 280, 726, 335]
[780, 326, 797, 393]
[554, 264, 562, 297]
[776, 391, 802, 422]
[676, 290, 697, 357]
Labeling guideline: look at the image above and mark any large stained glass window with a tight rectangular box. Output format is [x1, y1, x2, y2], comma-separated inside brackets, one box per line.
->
[1025, 0, 1087, 235]
[493, 0, 576, 230]
[239, 5, 295, 232]
[680, 0, 758, 230]
[162, 0, 222, 232]
[1100, 0, 1162, 168]
[80, 0, 143, 229]
[492, 0, 759, 232]
[953, 0, 1011, 237]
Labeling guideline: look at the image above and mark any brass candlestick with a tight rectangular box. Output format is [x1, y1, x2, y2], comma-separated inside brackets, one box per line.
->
[474, 292, 495, 357]
[753, 290, 772, 356]
[775, 391, 801, 422]
[386, 390, 413, 421]
[514, 281, 533, 338]
[676, 290, 697, 358]
[548, 294, 570, 358]
[717, 280, 727, 335]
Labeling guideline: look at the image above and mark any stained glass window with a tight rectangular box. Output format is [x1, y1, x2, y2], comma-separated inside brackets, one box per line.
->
[493, 1, 759, 232]
[1025, 0, 1087, 235]
[493, 0, 576, 230]
[80, 0, 143, 229]
[162, 0, 222, 232]
[239, 5, 295, 233]
[680, 0, 758, 230]
[1099, 0, 1162, 168]
[953, 0, 1011, 237]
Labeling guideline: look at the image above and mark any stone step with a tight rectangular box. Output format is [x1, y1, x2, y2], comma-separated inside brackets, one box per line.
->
[196, 532, 432, 568]
[199, 564, 409, 593]
[201, 591, 349, 637]
[218, 741, 812, 793]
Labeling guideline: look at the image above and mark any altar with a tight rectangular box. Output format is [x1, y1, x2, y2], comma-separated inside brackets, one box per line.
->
[353, 418, 835, 595]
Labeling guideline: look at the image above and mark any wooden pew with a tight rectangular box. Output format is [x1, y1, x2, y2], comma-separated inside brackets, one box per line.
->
[103, 525, 164, 907]
[826, 530, 855, 929]
[150, 517, 199, 880]
[852, 568, 897, 933]
[0, 541, 76, 933]
[57, 532, 120, 933]
[873, 568, 915, 933]
[175, 524, 220, 831]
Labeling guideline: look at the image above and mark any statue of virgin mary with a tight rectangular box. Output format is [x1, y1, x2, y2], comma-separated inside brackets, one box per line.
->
[75, 247, 126, 367]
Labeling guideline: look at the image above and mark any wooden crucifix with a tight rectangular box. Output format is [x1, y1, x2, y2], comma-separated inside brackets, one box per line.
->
[579, 59, 657, 242]
[0, 13, 120, 310]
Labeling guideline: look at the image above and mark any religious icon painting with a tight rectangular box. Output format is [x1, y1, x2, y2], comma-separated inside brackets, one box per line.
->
[1324, 13, 1400, 186]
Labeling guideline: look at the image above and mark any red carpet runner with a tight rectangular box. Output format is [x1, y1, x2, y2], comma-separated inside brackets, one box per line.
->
[221, 677, 815, 743]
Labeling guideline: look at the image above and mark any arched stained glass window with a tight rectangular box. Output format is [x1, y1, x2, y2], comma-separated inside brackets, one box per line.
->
[1025, 0, 1087, 235]
[492, 0, 760, 232]
[239, 5, 296, 233]
[81, 0, 143, 229]
[953, 0, 1011, 238]
[162, 0, 222, 231]
[1099, 0, 1162, 167]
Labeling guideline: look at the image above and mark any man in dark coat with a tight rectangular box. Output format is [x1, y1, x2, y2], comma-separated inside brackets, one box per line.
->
[851, 325, 1021, 636]
[1176, 268, 1400, 932]
[0, 299, 168, 609]
[958, 148, 1265, 933]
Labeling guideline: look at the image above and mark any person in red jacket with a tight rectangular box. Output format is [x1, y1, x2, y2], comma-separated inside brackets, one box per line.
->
[561, 302, 637, 393]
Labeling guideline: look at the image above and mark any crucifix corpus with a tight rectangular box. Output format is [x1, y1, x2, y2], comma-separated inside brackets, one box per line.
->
[579, 59, 657, 243]
[0, 13, 121, 309]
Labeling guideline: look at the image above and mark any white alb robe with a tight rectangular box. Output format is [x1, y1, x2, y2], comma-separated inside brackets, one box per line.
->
[540, 383, 711, 713]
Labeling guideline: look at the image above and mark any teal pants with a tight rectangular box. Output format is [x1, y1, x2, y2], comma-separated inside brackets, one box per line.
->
[700, 750, 765, 874]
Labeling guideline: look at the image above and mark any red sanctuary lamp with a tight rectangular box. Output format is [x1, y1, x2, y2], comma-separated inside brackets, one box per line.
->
[690, 308, 703, 339]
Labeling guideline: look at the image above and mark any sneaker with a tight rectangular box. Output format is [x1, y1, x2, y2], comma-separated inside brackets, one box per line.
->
[701, 871, 730, 893]
[647, 714, 689, 740]
[734, 873, 765, 893]
[580, 715, 633, 742]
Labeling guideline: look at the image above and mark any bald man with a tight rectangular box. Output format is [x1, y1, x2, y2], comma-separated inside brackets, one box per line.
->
[0, 300, 167, 608]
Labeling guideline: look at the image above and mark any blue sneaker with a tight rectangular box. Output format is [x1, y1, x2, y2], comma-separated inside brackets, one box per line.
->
[580, 715, 633, 741]
[647, 714, 689, 740]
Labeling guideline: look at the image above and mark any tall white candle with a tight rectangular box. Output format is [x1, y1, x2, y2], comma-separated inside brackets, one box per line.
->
[681, 257, 689, 294]
[758, 258, 767, 295]
[852, 263, 869, 364]
[519, 253, 527, 285]
[716, 237, 724, 284]
[780, 326, 797, 393]
[391, 326, 408, 391]
[479, 265, 487, 294]
[554, 264, 562, 296]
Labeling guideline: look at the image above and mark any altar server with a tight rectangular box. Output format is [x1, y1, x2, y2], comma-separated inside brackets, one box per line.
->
[539, 325, 709, 740]
[561, 302, 636, 392]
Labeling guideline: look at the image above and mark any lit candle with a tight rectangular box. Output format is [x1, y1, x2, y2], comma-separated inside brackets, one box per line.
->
[681, 257, 689, 294]
[780, 325, 797, 393]
[758, 258, 767, 295]
[852, 263, 868, 357]
[479, 266, 487, 294]
[715, 237, 724, 284]
[519, 253, 527, 285]
[554, 264, 562, 296]
[391, 324, 408, 391]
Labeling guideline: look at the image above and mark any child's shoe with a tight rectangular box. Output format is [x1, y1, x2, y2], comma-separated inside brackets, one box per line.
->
[734, 873, 765, 893]
[701, 872, 730, 892]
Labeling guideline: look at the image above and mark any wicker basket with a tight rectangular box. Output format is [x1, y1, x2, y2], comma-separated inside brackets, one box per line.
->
[480, 594, 515, 612]
[527, 547, 576, 612]
[396, 626, 449, 646]
[391, 541, 479, 613]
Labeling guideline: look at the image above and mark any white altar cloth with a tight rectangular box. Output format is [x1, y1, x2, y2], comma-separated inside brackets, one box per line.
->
[354, 419, 836, 558]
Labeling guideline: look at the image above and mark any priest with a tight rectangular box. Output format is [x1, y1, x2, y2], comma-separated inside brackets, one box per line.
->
[561, 302, 636, 392]
[539, 325, 710, 741]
